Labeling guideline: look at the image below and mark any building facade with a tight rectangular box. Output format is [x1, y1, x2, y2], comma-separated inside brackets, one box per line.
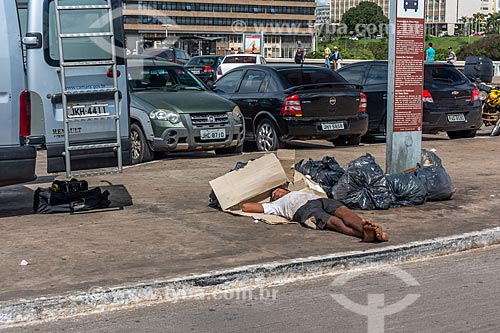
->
[315, 4, 330, 25]
[329, 0, 498, 36]
[123, 0, 316, 58]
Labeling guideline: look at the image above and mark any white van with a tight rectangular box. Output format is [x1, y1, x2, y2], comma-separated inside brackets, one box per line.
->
[22, 0, 130, 177]
[0, 0, 36, 187]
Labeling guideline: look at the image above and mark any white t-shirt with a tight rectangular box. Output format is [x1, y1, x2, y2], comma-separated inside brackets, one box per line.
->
[262, 191, 321, 220]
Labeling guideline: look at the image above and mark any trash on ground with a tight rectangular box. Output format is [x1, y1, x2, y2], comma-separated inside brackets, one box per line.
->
[19, 260, 28, 266]
[33, 179, 111, 214]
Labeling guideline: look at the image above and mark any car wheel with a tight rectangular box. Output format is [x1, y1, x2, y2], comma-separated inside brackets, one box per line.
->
[256, 119, 282, 152]
[330, 135, 362, 147]
[447, 130, 477, 139]
[130, 123, 153, 164]
[214, 144, 243, 156]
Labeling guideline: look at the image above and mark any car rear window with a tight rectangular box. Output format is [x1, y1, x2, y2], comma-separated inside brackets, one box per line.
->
[425, 66, 467, 85]
[223, 56, 257, 64]
[187, 57, 217, 66]
[277, 68, 348, 88]
[142, 49, 174, 61]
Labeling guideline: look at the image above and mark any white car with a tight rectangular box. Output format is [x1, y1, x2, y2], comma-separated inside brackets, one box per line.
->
[216, 54, 266, 79]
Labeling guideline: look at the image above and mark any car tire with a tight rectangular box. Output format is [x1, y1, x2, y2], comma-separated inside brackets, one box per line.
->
[330, 135, 362, 147]
[130, 123, 154, 164]
[447, 130, 477, 139]
[214, 144, 243, 156]
[256, 119, 283, 152]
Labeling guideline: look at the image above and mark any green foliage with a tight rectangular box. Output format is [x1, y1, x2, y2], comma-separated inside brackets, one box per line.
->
[368, 41, 388, 60]
[304, 51, 324, 59]
[456, 35, 500, 61]
[341, 2, 389, 36]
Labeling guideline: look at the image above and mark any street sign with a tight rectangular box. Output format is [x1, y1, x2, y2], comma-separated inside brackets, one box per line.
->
[386, 0, 425, 174]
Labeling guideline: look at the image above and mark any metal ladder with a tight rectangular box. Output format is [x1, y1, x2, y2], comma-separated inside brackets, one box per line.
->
[54, 0, 122, 178]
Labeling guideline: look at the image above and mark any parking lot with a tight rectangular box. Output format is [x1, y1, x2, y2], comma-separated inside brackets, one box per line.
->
[1, 127, 500, 307]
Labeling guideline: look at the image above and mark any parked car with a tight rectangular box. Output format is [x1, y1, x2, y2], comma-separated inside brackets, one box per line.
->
[127, 58, 245, 164]
[212, 64, 368, 151]
[185, 55, 224, 83]
[217, 54, 266, 80]
[336, 61, 483, 139]
[139, 48, 191, 65]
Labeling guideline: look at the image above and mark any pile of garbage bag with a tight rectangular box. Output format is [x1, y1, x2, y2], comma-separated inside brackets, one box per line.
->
[297, 150, 454, 210]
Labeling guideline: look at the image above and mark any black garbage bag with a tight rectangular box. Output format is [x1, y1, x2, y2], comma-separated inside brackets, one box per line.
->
[208, 159, 255, 209]
[34, 179, 111, 214]
[386, 173, 428, 208]
[413, 150, 455, 201]
[331, 154, 394, 210]
[294, 156, 345, 197]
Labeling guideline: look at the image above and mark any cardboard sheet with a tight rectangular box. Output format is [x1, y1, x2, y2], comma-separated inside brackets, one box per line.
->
[209, 153, 288, 211]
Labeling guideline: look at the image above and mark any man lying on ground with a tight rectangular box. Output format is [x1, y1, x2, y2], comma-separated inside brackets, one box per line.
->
[242, 187, 388, 242]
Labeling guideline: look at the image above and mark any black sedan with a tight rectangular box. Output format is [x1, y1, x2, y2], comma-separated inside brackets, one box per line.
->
[185, 55, 224, 83]
[337, 61, 483, 139]
[213, 64, 368, 151]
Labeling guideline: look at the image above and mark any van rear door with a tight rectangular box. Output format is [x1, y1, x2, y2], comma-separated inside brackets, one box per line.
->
[25, 0, 130, 174]
[0, 0, 36, 186]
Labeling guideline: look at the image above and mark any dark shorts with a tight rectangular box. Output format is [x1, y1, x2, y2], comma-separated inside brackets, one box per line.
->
[293, 198, 344, 230]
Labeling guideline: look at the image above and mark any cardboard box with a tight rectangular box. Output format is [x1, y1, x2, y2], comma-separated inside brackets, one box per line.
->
[209, 153, 288, 211]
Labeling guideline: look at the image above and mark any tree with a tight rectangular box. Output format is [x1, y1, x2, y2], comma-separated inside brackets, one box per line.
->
[341, 2, 389, 37]
[457, 35, 500, 61]
[486, 12, 500, 34]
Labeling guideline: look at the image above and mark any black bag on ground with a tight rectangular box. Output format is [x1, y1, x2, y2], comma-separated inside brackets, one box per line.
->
[386, 173, 428, 208]
[34, 179, 111, 213]
[413, 150, 455, 201]
[294, 156, 345, 197]
[331, 154, 394, 210]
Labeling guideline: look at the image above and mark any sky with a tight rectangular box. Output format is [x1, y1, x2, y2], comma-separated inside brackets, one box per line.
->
[317, 0, 329, 6]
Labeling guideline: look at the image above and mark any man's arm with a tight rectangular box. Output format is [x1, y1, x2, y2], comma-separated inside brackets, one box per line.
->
[242, 202, 264, 213]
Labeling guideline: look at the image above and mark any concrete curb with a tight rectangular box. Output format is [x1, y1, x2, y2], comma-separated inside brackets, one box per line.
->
[2, 227, 500, 326]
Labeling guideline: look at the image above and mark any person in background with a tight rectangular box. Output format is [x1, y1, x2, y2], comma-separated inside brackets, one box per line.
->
[446, 46, 457, 64]
[323, 45, 331, 69]
[229, 47, 236, 54]
[426, 42, 435, 62]
[330, 46, 343, 70]
[294, 47, 304, 64]
[242, 187, 389, 242]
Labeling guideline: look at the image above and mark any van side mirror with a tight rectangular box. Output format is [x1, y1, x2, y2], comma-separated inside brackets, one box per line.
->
[22, 33, 42, 49]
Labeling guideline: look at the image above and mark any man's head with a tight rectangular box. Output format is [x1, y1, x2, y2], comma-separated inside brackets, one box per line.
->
[428, 43, 433, 47]
[333, 46, 338, 50]
[271, 187, 290, 201]
[448, 46, 452, 51]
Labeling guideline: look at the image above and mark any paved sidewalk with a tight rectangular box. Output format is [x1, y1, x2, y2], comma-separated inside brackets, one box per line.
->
[0, 130, 499, 321]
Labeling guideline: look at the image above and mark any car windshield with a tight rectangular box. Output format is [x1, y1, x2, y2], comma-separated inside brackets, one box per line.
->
[223, 56, 257, 64]
[277, 68, 348, 88]
[128, 66, 206, 91]
[425, 66, 467, 85]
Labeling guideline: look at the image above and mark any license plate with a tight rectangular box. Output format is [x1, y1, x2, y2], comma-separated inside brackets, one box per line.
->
[447, 113, 465, 122]
[200, 128, 226, 140]
[191, 70, 201, 74]
[67, 103, 109, 118]
[321, 122, 345, 131]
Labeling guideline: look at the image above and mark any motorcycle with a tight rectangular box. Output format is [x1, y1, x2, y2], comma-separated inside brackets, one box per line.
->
[479, 83, 500, 136]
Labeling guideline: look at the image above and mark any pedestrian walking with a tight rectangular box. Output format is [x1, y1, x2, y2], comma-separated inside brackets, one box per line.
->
[446, 46, 457, 64]
[294, 48, 304, 64]
[323, 45, 331, 69]
[426, 42, 435, 62]
[329, 46, 343, 70]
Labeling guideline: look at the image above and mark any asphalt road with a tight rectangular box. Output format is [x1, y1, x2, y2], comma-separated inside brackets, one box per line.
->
[5, 244, 500, 333]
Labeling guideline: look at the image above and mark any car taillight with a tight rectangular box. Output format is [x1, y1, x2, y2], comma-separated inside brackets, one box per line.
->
[281, 94, 302, 116]
[203, 66, 213, 72]
[358, 91, 367, 113]
[423, 89, 434, 103]
[20, 90, 31, 138]
[217, 66, 222, 76]
[106, 68, 121, 78]
[471, 87, 480, 102]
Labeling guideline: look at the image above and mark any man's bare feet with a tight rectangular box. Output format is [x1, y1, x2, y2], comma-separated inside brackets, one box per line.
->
[362, 219, 388, 242]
